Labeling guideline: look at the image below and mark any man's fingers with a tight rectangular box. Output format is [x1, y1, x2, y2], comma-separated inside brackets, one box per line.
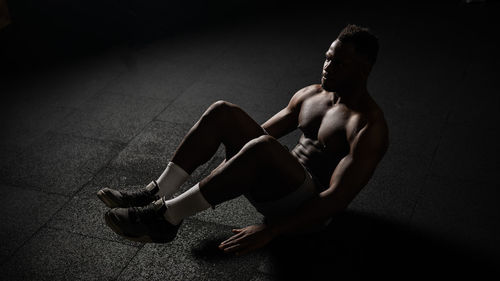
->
[225, 243, 257, 256]
[220, 239, 244, 250]
[222, 243, 244, 253]
[219, 224, 271, 256]
[219, 238, 238, 249]
[220, 231, 245, 246]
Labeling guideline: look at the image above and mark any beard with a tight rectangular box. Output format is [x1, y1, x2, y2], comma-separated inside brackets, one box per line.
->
[321, 78, 336, 92]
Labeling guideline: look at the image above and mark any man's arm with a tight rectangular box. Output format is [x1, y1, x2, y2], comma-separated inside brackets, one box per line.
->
[261, 85, 319, 139]
[212, 85, 319, 172]
[211, 85, 318, 170]
[219, 119, 388, 255]
[270, 119, 388, 235]
[268, 120, 389, 235]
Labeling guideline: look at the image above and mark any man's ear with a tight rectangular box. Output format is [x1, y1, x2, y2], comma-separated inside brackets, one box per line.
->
[360, 59, 372, 77]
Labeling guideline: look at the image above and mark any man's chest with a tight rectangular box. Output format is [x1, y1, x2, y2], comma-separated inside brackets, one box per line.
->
[298, 95, 360, 153]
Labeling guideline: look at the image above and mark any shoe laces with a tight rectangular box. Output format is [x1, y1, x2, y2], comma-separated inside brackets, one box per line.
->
[122, 181, 160, 204]
[122, 188, 156, 200]
[129, 201, 165, 223]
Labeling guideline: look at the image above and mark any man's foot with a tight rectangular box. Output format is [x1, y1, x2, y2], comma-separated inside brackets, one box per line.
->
[97, 180, 160, 208]
[104, 199, 182, 243]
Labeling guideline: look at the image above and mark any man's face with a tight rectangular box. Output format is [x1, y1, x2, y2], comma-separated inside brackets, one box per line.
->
[321, 39, 365, 93]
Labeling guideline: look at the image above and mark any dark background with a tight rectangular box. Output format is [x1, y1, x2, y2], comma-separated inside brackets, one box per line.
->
[1, 0, 499, 280]
[1, 0, 464, 78]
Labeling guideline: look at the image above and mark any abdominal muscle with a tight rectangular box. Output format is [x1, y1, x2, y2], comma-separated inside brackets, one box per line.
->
[290, 135, 345, 191]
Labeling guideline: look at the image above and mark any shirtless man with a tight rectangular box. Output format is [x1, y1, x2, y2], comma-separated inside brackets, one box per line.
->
[98, 24, 389, 256]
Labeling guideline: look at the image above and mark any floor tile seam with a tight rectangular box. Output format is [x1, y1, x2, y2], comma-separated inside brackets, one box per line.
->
[156, 61, 216, 103]
[59, 68, 126, 110]
[73, 137, 131, 177]
[426, 170, 498, 186]
[132, 91, 185, 135]
[48, 104, 163, 143]
[66, 107, 198, 194]
[0, 105, 81, 168]
[1, 222, 146, 281]
[31, 137, 134, 245]
[135, 117, 196, 129]
[0, 181, 73, 198]
[407, 41, 486, 214]
[39, 69, 126, 135]
[198, 76, 281, 93]
[5, 103, 79, 126]
[36, 130, 132, 201]
[113, 245, 145, 281]
[0, 193, 81, 267]
[407, 110, 451, 224]
[94, 101, 182, 170]
[62, 136, 132, 200]
[407, 43, 475, 224]
[49, 80, 217, 214]
[40, 129, 129, 148]
[44, 225, 144, 249]
[30, 129, 129, 174]
[81, 88, 176, 104]
[4, 36, 264, 270]
[444, 57, 472, 125]
[98, 57, 222, 155]
[151, 37, 239, 122]
[444, 119, 500, 130]
[108, 151, 224, 185]
[104, 161, 165, 177]
[106, 216, 245, 279]
[45, 125, 140, 145]
[444, 57, 500, 128]
[102, 45, 236, 167]
[185, 217, 240, 230]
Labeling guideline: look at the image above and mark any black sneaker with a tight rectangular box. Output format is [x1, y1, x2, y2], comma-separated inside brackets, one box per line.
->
[97, 180, 160, 208]
[104, 199, 182, 243]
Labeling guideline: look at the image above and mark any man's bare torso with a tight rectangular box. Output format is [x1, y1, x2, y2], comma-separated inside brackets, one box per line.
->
[290, 85, 385, 189]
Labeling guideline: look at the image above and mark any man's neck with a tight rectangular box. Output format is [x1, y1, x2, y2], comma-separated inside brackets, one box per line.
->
[334, 84, 369, 109]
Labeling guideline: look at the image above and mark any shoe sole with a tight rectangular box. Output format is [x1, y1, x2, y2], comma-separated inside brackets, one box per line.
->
[104, 211, 155, 243]
[96, 190, 120, 208]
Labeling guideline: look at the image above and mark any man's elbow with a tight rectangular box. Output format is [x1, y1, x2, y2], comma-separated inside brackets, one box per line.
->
[315, 193, 349, 221]
[320, 182, 368, 215]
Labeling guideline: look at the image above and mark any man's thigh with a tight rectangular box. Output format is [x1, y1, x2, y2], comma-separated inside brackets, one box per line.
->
[247, 169, 317, 223]
[244, 136, 307, 203]
[215, 101, 268, 159]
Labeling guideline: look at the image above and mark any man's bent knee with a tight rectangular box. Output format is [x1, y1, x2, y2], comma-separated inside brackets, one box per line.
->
[210, 100, 232, 109]
[254, 134, 275, 144]
[243, 135, 279, 156]
[198, 100, 236, 126]
[207, 100, 235, 115]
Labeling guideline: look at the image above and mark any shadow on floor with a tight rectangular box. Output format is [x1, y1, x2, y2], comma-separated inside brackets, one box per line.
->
[266, 211, 499, 280]
[189, 211, 498, 280]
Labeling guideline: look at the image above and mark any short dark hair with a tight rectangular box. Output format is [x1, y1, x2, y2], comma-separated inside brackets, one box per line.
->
[338, 24, 379, 65]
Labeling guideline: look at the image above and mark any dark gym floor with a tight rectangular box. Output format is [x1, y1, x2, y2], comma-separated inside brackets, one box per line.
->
[0, 0, 499, 280]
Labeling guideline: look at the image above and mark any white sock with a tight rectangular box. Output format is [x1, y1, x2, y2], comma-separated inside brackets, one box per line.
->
[162, 183, 212, 225]
[156, 161, 190, 198]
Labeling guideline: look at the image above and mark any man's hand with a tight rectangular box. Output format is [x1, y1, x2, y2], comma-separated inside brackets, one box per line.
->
[218, 224, 275, 256]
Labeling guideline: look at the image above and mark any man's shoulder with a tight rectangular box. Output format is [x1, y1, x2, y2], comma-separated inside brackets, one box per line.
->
[299, 84, 323, 96]
[349, 99, 389, 156]
[358, 95, 387, 130]
[290, 84, 323, 105]
[356, 109, 389, 156]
